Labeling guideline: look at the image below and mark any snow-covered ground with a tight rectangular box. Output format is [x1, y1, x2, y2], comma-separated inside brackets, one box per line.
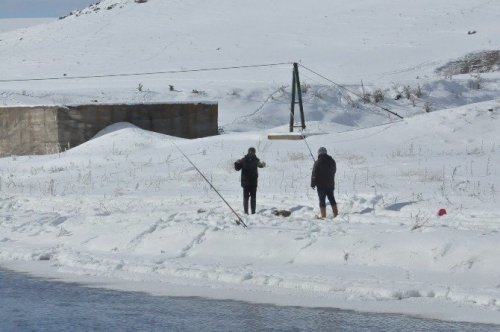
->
[1, 0, 500, 325]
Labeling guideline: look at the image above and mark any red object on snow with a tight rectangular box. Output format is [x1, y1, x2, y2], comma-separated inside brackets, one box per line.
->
[438, 208, 447, 216]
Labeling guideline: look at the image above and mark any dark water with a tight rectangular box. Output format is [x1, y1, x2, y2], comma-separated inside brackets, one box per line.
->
[0, 268, 498, 332]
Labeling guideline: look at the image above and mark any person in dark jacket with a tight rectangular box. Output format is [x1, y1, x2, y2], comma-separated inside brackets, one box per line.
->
[311, 147, 338, 219]
[235, 147, 266, 214]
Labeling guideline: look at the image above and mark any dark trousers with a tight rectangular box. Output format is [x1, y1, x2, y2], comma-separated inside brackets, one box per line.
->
[243, 186, 257, 214]
[317, 188, 336, 208]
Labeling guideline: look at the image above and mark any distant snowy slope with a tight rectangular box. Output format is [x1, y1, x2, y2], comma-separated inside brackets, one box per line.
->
[1, 0, 499, 82]
[0, 0, 498, 132]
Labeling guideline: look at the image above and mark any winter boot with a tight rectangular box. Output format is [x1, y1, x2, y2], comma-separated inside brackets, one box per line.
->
[332, 204, 338, 218]
[317, 207, 327, 219]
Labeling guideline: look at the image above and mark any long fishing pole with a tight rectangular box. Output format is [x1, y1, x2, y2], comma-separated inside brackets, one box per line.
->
[169, 140, 247, 228]
[302, 134, 315, 162]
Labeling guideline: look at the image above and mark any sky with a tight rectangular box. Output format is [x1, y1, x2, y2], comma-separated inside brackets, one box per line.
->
[0, 0, 95, 18]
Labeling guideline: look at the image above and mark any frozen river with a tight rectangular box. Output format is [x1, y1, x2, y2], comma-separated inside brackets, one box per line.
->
[0, 268, 498, 331]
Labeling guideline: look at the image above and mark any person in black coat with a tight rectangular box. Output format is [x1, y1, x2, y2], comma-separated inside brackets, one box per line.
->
[235, 147, 266, 214]
[311, 147, 338, 219]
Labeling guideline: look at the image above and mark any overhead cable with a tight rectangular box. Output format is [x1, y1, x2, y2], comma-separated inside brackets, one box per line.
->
[0, 62, 292, 83]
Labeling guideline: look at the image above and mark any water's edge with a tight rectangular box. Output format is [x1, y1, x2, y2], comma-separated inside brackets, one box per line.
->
[2, 264, 500, 331]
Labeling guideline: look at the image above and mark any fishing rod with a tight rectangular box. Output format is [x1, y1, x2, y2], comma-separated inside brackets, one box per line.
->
[169, 139, 247, 228]
[302, 134, 316, 162]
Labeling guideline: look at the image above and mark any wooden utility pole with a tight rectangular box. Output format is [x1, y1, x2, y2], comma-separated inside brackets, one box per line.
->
[289, 62, 306, 132]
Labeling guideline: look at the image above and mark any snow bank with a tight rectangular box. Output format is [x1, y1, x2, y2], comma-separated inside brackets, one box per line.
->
[1, 102, 500, 323]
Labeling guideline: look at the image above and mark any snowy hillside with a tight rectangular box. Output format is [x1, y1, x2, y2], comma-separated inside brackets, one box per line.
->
[1, 0, 500, 325]
[1, 0, 499, 128]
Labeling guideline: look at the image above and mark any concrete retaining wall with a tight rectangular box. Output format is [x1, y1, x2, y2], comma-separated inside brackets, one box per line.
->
[0, 103, 218, 157]
[0, 106, 59, 156]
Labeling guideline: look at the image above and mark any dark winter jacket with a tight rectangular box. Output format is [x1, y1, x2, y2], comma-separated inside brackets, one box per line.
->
[311, 154, 336, 189]
[235, 154, 265, 187]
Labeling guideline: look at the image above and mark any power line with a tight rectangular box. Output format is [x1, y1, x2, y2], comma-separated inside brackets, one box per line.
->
[0, 62, 292, 83]
[1, 59, 403, 120]
[298, 63, 403, 119]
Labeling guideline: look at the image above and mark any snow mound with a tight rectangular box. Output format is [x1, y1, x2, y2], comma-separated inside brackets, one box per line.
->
[93, 122, 141, 138]
[66, 122, 184, 156]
